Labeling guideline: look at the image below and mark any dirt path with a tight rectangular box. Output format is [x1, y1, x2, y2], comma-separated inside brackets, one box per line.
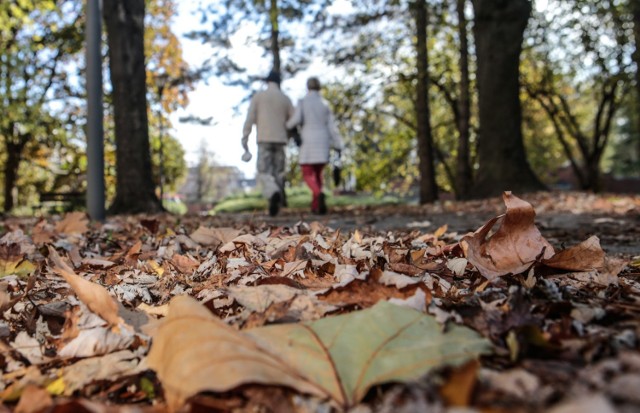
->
[212, 192, 640, 258]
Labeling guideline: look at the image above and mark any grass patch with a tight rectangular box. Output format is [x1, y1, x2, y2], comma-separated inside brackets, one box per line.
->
[211, 187, 401, 214]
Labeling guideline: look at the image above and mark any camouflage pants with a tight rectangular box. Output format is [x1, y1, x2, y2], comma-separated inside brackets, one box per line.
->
[257, 143, 286, 199]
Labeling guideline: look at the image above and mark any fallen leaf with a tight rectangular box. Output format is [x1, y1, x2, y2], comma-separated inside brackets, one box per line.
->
[31, 220, 54, 244]
[542, 236, 605, 271]
[440, 359, 480, 407]
[146, 259, 164, 277]
[0, 366, 44, 402]
[547, 395, 617, 413]
[54, 212, 89, 235]
[171, 254, 199, 273]
[59, 350, 140, 395]
[0, 244, 35, 278]
[14, 385, 52, 413]
[81, 258, 115, 268]
[460, 192, 555, 279]
[190, 226, 241, 247]
[11, 332, 48, 365]
[446, 257, 468, 276]
[388, 288, 430, 312]
[281, 259, 308, 278]
[137, 302, 169, 318]
[434, 224, 448, 238]
[225, 284, 299, 312]
[47, 247, 122, 326]
[480, 368, 540, 399]
[378, 270, 421, 289]
[147, 296, 491, 411]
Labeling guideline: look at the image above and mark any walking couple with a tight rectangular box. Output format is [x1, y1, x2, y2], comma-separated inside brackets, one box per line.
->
[241, 70, 343, 216]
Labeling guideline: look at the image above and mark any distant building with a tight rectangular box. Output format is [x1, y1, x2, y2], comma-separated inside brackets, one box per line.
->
[178, 165, 254, 206]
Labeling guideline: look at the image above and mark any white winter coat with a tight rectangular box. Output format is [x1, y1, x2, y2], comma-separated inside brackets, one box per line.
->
[286, 91, 343, 164]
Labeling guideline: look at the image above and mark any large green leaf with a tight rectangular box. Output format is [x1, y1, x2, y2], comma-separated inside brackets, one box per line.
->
[147, 296, 491, 410]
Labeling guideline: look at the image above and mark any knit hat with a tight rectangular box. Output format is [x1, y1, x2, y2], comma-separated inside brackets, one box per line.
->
[264, 70, 281, 84]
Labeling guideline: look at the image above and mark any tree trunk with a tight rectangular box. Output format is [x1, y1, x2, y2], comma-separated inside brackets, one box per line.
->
[455, 0, 472, 199]
[470, 0, 544, 198]
[269, 0, 281, 73]
[3, 143, 22, 213]
[585, 153, 603, 192]
[413, 0, 438, 203]
[633, 2, 640, 163]
[103, 0, 163, 214]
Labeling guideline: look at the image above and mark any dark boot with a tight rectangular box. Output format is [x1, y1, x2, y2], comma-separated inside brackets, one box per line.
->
[269, 192, 281, 216]
[318, 193, 327, 215]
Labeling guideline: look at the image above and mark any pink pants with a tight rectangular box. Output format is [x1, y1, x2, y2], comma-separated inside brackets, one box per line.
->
[301, 164, 326, 210]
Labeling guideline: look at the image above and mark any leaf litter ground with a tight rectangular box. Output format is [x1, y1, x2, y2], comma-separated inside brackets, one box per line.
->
[0, 191, 638, 413]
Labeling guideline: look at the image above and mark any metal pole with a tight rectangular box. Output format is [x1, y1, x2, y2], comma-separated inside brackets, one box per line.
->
[86, 0, 106, 220]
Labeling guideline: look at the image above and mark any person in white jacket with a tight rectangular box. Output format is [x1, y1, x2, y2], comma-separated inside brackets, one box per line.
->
[286, 77, 343, 214]
[241, 70, 294, 216]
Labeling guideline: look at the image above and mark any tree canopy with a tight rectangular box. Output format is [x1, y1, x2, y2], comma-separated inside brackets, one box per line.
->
[0, 0, 638, 214]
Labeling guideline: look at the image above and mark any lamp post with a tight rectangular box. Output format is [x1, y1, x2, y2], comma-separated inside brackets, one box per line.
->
[86, 0, 105, 221]
[154, 74, 169, 203]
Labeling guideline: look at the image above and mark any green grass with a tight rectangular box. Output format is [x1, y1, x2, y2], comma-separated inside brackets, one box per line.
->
[211, 187, 401, 214]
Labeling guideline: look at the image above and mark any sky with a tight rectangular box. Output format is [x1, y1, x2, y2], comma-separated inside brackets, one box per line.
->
[168, 2, 346, 178]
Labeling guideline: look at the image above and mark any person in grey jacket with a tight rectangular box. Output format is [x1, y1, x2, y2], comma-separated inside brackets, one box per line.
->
[286, 77, 343, 214]
[241, 70, 294, 216]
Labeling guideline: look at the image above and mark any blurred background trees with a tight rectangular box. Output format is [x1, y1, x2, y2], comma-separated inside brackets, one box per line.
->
[0, 0, 637, 214]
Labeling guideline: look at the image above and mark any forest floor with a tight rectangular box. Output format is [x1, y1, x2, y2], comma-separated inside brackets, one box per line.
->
[220, 191, 640, 257]
[0, 191, 638, 413]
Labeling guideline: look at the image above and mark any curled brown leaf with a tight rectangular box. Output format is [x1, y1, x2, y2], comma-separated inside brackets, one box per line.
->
[460, 192, 555, 279]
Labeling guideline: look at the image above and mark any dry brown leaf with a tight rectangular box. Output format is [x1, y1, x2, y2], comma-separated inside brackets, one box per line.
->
[31, 220, 54, 244]
[137, 302, 169, 317]
[440, 359, 480, 407]
[542, 236, 605, 271]
[125, 240, 142, 261]
[281, 260, 308, 278]
[60, 350, 140, 395]
[146, 296, 323, 411]
[387, 262, 424, 276]
[54, 212, 89, 235]
[47, 247, 122, 326]
[434, 224, 448, 238]
[190, 226, 241, 247]
[171, 254, 199, 273]
[14, 385, 52, 413]
[460, 192, 555, 279]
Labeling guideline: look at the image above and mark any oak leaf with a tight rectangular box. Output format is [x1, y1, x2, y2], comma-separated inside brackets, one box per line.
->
[147, 296, 490, 411]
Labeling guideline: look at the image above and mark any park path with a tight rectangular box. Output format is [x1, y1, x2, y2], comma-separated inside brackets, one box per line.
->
[210, 192, 640, 258]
